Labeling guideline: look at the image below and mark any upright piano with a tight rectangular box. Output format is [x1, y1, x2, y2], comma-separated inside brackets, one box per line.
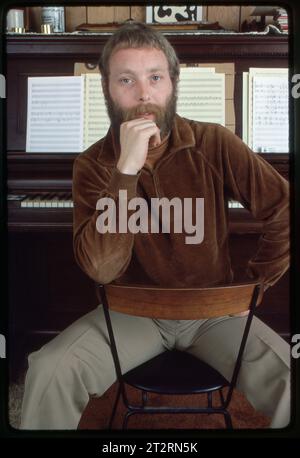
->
[6, 34, 290, 378]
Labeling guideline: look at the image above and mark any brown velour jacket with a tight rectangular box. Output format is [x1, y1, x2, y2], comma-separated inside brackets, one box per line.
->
[72, 114, 289, 288]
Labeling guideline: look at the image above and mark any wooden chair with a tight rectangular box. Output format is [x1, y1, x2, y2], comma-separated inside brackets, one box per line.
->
[97, 282, 262, 429]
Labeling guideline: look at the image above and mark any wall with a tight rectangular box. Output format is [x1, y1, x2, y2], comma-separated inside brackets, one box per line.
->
[27, 6, 266, 33]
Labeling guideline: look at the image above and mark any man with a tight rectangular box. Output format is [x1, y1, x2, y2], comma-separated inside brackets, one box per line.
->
[21, 21, 290, 429]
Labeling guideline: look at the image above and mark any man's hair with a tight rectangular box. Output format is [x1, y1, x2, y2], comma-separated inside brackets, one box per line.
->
[98, 21, 180, 85]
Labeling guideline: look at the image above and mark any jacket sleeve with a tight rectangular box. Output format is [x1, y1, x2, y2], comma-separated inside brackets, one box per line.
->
[72, 154, 139, 284]
[217, 125, 290, 287]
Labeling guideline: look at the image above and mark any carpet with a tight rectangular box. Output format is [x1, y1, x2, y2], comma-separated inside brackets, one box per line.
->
[79, 383, 271, 429]
[8, 375, 270, 430]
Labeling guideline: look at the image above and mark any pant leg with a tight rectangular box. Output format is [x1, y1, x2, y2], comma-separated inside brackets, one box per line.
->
[20, 305, 165, 430]
[174, 316, 291, 429]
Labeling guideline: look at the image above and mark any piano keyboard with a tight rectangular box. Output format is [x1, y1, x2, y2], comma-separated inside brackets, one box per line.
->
[8, 193, 73, 208]
[7, 194, 244, 209]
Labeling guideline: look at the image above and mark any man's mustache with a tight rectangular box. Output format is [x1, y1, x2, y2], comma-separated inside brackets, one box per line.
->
[124, 104, 164, 122]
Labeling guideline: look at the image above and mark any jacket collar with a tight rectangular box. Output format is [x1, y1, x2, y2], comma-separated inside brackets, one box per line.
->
[97, 114, 196, 167]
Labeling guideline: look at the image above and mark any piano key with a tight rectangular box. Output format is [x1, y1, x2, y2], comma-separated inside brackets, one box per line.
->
[50, 195, 60, 208]
[21, 195, 36, 208]
[39, 193, 52, 208]
[33, 194, 43, 208]
[57, 194, 67, 208]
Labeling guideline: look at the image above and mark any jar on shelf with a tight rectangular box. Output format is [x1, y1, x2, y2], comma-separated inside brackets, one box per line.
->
[6, 8, 25, 31]
[41, 6, 65, 33]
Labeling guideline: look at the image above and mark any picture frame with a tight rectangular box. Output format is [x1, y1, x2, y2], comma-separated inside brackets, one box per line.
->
[146, 5, 203, 23]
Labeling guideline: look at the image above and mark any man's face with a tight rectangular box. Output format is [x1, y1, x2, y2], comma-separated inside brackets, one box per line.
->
[103, 47, 177, 138]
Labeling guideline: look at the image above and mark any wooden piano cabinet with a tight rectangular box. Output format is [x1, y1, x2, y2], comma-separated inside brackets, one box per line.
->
[8, 230, 99, 380]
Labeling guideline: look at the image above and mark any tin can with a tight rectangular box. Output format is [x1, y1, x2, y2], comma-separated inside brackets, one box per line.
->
[41, 7, 65, 33]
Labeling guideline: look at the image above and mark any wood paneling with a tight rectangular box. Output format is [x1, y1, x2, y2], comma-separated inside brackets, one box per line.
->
[65, 6, 87, 32]
[202, 6, 208, 22]
[130, 6, 145, 22]
[114, 6, 131, 22]
[240, 6, 256, 25]
[28, 7, 41, 33]
[87, 6, 132, 23]
[87, 6, 114, 24]
[207, 6, 241, 32]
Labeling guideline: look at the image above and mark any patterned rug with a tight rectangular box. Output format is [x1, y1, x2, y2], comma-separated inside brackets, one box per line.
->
[9, 375, 270, 430]
[79, 383, 271, 429]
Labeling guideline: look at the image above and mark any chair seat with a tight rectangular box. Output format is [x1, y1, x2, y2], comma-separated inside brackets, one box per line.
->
[123, 350, 229, 395]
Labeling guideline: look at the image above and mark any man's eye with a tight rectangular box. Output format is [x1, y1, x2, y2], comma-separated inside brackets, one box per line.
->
[120, 78, 132, 84]
[152, 75, 161, 82]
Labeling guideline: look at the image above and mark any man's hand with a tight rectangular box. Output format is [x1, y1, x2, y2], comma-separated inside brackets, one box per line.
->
[117, 118, 161, 175]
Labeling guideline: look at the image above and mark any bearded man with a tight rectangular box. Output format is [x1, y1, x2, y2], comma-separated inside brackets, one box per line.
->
[20, 21, 290, 430]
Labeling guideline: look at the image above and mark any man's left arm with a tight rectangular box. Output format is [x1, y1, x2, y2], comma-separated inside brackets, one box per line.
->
[218, 125, 290, 288]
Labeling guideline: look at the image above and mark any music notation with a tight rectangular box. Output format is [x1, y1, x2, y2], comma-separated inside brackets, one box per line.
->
[177, 67, 225, 125]
[252, 75, 288, 153]
[26, 77, 84, 153]
[26, 68, 227, 154]
[243, 68, 289, 153]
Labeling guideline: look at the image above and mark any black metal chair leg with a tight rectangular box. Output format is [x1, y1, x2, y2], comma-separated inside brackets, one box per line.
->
[123, 410, 135, 429]
[223, 410, 233, 429]
[142, 390, 148, 407]
[108, 383, 121, 429]
[219, 388, 225, 407]
[207, 391, 213, 409]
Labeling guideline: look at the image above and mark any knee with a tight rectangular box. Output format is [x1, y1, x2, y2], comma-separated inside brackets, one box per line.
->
[26, 338, 72, 384]
[24, 350, 51, 390]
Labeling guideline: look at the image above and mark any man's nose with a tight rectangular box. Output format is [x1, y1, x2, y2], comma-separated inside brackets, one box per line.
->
[136, 80, 150, 102]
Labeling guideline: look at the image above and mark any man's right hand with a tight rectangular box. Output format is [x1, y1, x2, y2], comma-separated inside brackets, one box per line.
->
[117, 118, 161, 175]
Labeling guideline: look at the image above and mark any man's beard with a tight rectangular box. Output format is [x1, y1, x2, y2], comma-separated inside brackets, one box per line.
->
[103, 86, 177, 144]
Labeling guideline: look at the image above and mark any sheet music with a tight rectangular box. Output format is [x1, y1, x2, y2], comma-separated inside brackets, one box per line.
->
[243, 68, 289, 153]
[242, 72, 249, 145]
[177, 67, 225, 125]
[252, 74, 289, 152]
[26, 76, 84, 153]
[83, 74, 110, 149]
[26, 68, 226, 153]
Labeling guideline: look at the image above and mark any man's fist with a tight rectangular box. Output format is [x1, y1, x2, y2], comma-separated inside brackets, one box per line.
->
[117, 118, 161, 175]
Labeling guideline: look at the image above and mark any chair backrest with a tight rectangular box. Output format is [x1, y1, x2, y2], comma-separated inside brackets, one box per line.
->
[98, 281, 263, 410]
[102, 282, 262, 320]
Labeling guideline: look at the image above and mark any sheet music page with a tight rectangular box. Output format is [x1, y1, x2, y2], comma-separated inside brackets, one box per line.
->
[246, 68, 289, 153]
[242, 72, 249, 145]
[83, 74, 110, 149]
[177, 67, 225, 126]
[252, 73, 289, 152]
[26, 76, 84, 153]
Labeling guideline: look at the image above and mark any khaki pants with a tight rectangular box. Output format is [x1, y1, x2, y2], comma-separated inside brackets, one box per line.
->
[20, 305, 290, 430]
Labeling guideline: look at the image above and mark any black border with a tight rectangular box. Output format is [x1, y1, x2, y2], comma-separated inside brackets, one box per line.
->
[0, 0, 299, 447]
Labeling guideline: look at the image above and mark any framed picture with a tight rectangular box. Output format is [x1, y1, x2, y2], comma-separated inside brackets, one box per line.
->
[146, 5, 203, 23]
